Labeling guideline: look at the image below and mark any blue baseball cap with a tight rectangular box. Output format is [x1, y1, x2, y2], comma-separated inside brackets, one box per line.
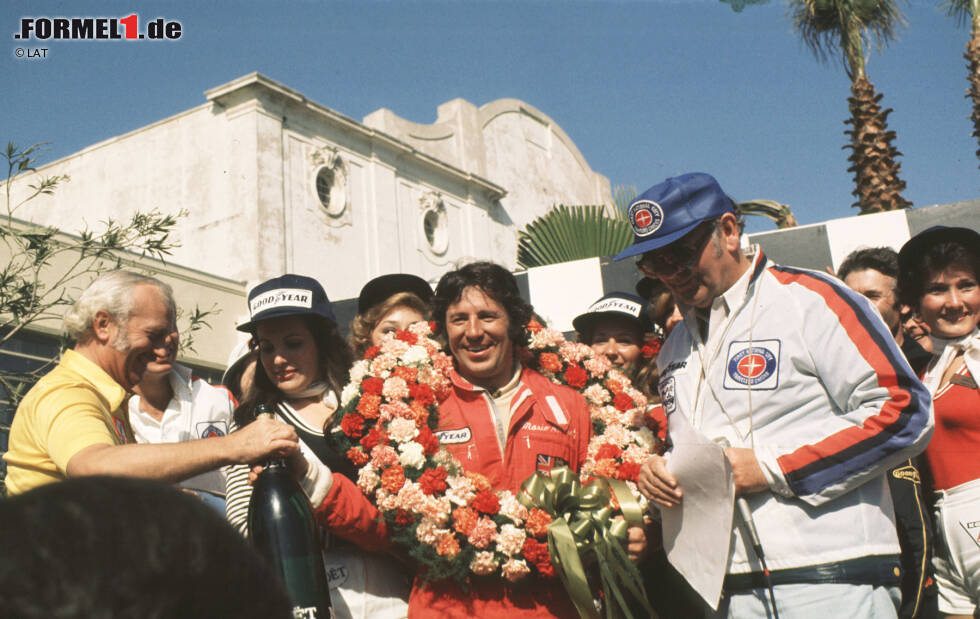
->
[613, 172, 734, 261]
[237, 274, 337, 332]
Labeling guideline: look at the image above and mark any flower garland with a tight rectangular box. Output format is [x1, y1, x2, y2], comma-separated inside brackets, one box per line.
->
[329, 320, 666, 588]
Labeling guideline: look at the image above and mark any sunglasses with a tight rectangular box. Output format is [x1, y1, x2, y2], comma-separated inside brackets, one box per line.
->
[636, 221, 717, 278]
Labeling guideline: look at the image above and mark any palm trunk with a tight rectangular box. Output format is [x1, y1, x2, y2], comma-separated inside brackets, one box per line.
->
[967, 4, 980, 169]
[843, 77, 911, 213]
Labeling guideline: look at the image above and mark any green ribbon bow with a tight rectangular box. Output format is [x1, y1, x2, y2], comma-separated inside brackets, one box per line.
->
[519, 466, 656, 619]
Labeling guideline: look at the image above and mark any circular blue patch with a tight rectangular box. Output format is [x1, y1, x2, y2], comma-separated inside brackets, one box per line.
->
[727, 347, 777, 386]
[628, 200, 664, 237]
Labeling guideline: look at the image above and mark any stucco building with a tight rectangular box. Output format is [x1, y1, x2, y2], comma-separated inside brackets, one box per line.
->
[6, 72, 613, 302]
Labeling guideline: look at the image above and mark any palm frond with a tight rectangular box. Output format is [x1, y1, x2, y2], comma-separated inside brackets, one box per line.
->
[790, 0, 905, 76]
[516, 205, 634, 269]
[942, 0, 972, 25]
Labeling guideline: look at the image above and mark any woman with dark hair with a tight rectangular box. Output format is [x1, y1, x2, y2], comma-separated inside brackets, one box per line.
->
[898, 226, 980, 619]
[224, 274, 410, 619]
[572, 291, 658, 399]
[348, 274, 432, 359]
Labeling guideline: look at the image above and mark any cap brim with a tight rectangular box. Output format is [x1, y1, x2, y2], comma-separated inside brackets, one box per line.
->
[236, 306, 336, 332]
[613, 221, 701, 261]
[572, 310, 650, 336]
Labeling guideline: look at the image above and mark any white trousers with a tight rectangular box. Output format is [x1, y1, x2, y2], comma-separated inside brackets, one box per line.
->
[933, 477, 980, 615]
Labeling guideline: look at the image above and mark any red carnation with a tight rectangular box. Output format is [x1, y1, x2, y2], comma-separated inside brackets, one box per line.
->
[360, 426, 388, 451]
[362, 377, 384, 395]
[525, 508, 552, 539]
[393, 509, 415, 526]
[436, 535, 461, 557]
[428, 320, 439, 333]
[416, 425, 439, 455]
[604, 378, 623, 394]
[357, 393, 381, 419]
[381, 465, 406, 493]
[410, 402, 431, 426]
[471, 490, 500, 515]
[394, 366, 418, 384]
[340, 413, 365, 438]
[538, 352, 562, 373]
[409, 382, 435, 406]
[617, 461, 642, 481]
[641, 338, 662, 359]
[346, 447, 370, 467]
[613, 392, 635, 412]
[452, 506, 479, 536]
[647, 404, 668, 443]
[526, 319, 544, 334]
[563, 364, 588, 389]
[596, 443, 622, 461]
[418, 467, 449, 495]
[522, 538, 555, 578]
[396, 329, 418, 345]
[364, 345, 381, 359]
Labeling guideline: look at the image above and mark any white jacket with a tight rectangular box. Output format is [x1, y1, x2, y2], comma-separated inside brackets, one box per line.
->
[658, 248, 933, 574]
[129, 363, 235, 496]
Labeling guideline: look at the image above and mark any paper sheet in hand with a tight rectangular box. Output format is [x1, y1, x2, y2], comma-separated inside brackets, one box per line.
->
[660, 411, 734, 610]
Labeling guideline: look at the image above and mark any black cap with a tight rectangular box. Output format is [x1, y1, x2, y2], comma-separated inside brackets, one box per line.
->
[237, 274, 336, 332]
[899, 226, 980, 276]
[572, 292, 653, 336]
[357, 273, 433, 315]
[634, 277, 670, 302]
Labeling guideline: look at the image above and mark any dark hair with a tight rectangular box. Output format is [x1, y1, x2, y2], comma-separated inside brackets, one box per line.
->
[899, 241, 980, 307]
[235, 314, 354, 428]
[837, 247, 899, 282]
[0, 476, 292, 619]
[431, 261, 533, 345]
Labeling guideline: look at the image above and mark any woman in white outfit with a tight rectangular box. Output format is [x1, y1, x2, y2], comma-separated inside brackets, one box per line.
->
[898, 226, 980, 618]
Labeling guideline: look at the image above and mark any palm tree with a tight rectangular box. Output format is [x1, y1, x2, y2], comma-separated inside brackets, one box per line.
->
[791, 0, 912, 213]
[945, 0, 980, 169]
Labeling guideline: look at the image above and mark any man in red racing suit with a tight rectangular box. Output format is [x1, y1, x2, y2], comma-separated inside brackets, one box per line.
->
[305, 262, 598, 618]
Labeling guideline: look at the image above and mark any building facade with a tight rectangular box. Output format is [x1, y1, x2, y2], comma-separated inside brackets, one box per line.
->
[6, 73, 613, 302]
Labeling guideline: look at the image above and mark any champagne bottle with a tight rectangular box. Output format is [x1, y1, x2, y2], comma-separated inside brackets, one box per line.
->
[248, 404, 333, 619]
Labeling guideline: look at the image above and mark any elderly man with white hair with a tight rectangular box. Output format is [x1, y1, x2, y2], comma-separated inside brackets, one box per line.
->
[3, 271, 299, 495]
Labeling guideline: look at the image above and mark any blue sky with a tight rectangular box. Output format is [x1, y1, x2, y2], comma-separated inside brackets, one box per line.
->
[1, 0, 976, 233]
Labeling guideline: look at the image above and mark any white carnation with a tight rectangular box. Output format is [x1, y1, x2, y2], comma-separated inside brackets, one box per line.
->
[398, 441, 426, 469]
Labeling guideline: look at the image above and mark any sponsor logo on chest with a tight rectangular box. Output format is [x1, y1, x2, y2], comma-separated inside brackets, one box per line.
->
[724, 340, 781, 390]
[197, 420, 228, 439]
[436, 427, 472, 444]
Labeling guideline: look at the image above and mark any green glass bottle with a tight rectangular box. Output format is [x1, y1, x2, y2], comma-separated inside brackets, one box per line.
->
[248, 404, 333, 618]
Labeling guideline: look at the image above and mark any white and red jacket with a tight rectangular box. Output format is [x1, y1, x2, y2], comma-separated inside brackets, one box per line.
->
[315, 366, 592, 618]
[657, 248, 933, 574]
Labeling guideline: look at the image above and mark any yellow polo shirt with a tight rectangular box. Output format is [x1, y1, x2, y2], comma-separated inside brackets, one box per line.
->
[3, 349, 132, 495]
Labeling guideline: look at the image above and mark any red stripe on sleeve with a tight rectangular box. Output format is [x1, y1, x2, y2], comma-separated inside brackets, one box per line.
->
[768, 268, 912, 476]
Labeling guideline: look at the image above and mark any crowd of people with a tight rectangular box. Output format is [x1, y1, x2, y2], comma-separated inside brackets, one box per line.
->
[1, 171, 977, 619]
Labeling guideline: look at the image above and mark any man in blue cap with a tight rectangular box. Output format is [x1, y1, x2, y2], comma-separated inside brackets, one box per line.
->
[627, 173, 934, 617]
